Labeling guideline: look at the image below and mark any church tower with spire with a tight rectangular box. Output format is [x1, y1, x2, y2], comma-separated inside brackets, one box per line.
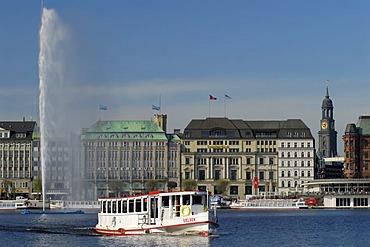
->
[318, 80, 338, 158]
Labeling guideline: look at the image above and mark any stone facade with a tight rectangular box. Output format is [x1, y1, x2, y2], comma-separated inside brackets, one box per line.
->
[343, 116, 370, 178]
[0, 120, 36, 199]
[181, 117, 315, 199]
[81, 116, 180, 200]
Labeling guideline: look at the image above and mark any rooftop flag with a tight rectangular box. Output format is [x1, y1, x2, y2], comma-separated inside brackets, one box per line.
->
[152, 104, 160, 111]
[99, 105, 107, 110]
[209, 95, 217, 100]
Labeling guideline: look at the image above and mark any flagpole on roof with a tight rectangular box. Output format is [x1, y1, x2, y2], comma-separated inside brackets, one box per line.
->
[159, 94, 162, 115]
[209, 94, 217, 117]
[224, 95, 226, 117]
[209, 95, 211, 117]
[224, 94, 231, 117]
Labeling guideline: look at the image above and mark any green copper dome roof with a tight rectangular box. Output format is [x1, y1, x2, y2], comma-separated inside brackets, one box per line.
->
[356, 116, 370, 135]
[82, 120, 168, 140]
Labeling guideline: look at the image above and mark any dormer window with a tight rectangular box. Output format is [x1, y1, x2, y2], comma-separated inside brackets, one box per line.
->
[16, 133, 26, 138]
[0, 131, 9, 138]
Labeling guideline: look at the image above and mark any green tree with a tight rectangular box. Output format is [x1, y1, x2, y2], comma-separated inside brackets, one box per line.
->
[108, 180, 123, 197]
[33, 178, 42, 193]
[145, 179, 159, 192]
[3, 179, 12, 199]
[182, 179, 197, 191]
[215, 179, 230, 197]
[33, 178, 42, 200]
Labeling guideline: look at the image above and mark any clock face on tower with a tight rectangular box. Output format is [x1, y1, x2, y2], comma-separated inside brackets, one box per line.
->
[321, 122, 327, 130]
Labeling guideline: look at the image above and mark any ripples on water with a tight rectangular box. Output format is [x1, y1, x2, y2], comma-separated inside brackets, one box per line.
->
[1, 210, 370, 246]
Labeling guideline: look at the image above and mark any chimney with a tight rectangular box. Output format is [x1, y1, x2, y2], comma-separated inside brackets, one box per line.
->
[154, 114, 167, 132]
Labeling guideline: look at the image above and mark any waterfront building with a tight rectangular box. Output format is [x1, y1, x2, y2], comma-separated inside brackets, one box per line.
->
[275, 120, 315, 195]
[81, 114, 180, 200]
[32, 132, 81, 200]
[181, 117, 315, 199]
[343, 115, 370, 178]
[317, 81, 343, 178]
[0, 120, 36, 199]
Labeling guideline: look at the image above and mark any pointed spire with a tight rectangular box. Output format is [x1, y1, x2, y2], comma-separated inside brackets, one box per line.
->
[326, 80, 330, 98]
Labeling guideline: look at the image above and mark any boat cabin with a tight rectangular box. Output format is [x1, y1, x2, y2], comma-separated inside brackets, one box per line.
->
[99, 191, 208, 224]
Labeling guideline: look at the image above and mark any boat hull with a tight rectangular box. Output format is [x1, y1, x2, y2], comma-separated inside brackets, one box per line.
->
[230, 206, 306, 210]
[94, 220, 218, 236]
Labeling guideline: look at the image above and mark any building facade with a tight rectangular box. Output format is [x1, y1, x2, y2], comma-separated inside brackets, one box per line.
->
[343, 115, 370, 178]
[32, 130, 81, 200]
[81, 115, 181, 200]
[0, 120, 36, 199]
[181, 118, 315, 199]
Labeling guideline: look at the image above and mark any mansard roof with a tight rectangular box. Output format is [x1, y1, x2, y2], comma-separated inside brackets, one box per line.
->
[344, 123, 358, 135]
[184, 118, 252, 139]
[183, 118, 313, 139]
[81, 120, 168, 141]
[356, 116, 370, 135]
[0, 121, 36, 140]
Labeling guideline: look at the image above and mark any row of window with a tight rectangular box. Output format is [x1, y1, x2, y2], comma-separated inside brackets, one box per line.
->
[186, 140, 278, 146]
[281, 160, 311, 167]
[0, 143, 31, 147]
[86, 141, 169, 147]
[100, 195, 205, 214]
[185, 169, 313, 181]
[281, 180, 306, 188]
[0, 181, 28, 188]
[281, 142, 311, 148]
[281, 170, 311, 177]
[281, 151, 311, 158]
[185, 157, 313, 166]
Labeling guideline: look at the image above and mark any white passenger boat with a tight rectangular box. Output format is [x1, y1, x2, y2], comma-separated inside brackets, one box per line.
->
[0, 200, 29, 210]
[0, 202, 16, 210]
[230, 198, 308, 210]
[94, 190, 219, 236]
[50, 200, 99, 210]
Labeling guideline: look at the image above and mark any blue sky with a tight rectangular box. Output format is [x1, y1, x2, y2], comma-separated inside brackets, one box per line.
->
[1, 1, 370, 154]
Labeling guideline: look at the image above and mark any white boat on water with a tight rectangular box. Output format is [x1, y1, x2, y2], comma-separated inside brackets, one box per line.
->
[0, 202, 16, 210]
[0, 200, 31, 210]
[94, 190, 219, 236]
[50, 200, 99, 210]
[230, 198, 308, 210]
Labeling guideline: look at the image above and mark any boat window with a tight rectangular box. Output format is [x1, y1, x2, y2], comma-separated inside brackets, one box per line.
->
[143, 197, 148, 212]
[117, 200, 122, 213]
[174, 195, 180, 217]
[112, 201, 117, 213]
[123, 200, 127, 213]
[136, 199, 142, 212]
[102, 201, 106, 213]
[162, 196, 169, 207]
[107, 201, 111, 214]
[183, 195, 190, 205]
[129, 200, 134, 213]
[192, 195, 203, 205]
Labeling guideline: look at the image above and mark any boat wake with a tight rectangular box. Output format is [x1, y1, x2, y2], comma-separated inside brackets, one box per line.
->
[0, 225, 99, 237]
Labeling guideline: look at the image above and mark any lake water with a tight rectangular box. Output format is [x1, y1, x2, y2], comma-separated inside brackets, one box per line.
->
[0, 209, 369, 247]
